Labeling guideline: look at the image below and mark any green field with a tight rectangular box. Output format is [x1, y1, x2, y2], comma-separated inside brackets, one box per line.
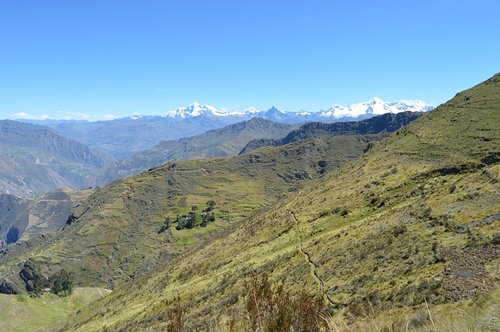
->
[0, 287, 110, 332]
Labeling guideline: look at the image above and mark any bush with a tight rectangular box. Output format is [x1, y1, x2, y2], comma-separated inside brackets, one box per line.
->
[244, 273, 325, 331]
[166, 295, 185, 332]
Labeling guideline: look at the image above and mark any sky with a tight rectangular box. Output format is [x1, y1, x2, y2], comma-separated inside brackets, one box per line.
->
[0, 0, 499, 121]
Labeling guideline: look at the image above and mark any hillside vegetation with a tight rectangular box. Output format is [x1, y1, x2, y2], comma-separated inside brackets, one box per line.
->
[61, 74, 499, 331]
[0, 287, 110, 332]
[0, 134, 381, 294]
[240, 111, 423, 154]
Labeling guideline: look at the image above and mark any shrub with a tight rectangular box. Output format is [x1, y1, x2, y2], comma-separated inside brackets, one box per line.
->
[244, 273, 325, 331]
[166, 295, 185, 332]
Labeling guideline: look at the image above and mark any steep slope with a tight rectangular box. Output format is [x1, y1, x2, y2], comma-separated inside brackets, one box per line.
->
[0, 190, 92, 247]
[62, 74, 499, 331]
[0, 120, 110, 197]
[241, 111, 424, 154]
[0, 134, 378, 295]
[89, 118, 297, 186]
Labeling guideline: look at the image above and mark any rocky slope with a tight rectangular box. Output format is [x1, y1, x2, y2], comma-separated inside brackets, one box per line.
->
[0, 120, 111, 197]
[0, 190, 92, 248]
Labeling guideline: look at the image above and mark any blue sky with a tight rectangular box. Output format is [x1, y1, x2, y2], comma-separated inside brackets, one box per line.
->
[0, 0, 498, 120]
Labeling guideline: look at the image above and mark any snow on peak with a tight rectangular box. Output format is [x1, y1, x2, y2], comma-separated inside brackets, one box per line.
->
[167, 102, 221, 118]
[164, 99, 433, 120]
[130, 112, 142, 120]
[167, 103, 260, 118]
[324, 98, 433, 119]
[244, 107, 260, 115]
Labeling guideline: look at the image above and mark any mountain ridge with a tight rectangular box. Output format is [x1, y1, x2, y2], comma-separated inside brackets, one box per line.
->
[87, 118, 299, 187]
[240, 111, 424, 154]
[20, 99, 432, 159]
[0, 120, 110, 197]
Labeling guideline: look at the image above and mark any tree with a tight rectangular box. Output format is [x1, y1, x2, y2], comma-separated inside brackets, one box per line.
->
[185, 213, 196, 229]
[49, 269, 73, 296]
[176, 219, 186, 230]
[158, 218, 172, 234]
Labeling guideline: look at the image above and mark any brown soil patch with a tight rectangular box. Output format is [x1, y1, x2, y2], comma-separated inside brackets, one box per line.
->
[442, 245, 499, 301]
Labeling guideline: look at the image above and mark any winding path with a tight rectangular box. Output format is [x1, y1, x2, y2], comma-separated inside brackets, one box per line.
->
[289, 210, 340, 308]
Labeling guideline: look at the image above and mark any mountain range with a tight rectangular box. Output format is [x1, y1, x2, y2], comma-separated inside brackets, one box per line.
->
[0, 75, 497, 331]
[25, 98, 433, 159]
[52, 73, 498, 331]
[164, 99, 433, 122]
[89, 112, 423, 187]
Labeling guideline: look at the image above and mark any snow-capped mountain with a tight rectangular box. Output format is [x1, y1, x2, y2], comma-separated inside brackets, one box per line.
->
[317, 98, 434, 119]
[21, 98, 432, 160]
[165, 98, 433, 123]
[166, 102, 241, 118]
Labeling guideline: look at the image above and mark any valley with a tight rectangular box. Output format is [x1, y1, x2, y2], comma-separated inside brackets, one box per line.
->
[1, 1, 498, 330]
[0, 74, 497, 331]
[56, 73, 500, 331]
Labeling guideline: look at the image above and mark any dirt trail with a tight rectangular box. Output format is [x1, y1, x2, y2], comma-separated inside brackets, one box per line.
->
[289, 210, 340, 308]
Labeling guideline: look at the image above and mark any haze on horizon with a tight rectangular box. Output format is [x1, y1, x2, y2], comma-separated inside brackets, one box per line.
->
[0, 0, 498, 121]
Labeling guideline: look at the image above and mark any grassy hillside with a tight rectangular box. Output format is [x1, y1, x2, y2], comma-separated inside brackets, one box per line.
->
[0, 287, 110, 332]
[61, 74, 499, 331]
[89, 117, 297, 186]
[0, 134, 379, 295]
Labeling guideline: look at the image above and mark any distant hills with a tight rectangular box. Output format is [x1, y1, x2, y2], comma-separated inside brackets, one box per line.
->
[1, 102, 430, 197]
[241, 111, 424, 154]
[90, 113, 424, 187]
[89, 118, 298, 186]
[0, 120, 110, 197]
[25, 98, 433, 159]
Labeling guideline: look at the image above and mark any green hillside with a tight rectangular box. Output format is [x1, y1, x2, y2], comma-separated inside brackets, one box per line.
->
[0, 287, 110, 332]
[0, 134, 379, 294]
[61, 74, 499, 331]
